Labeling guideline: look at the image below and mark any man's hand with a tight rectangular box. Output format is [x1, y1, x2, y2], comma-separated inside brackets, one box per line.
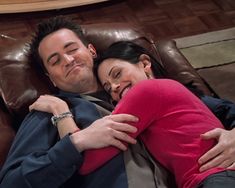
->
[198, 128, 235, 172]
[70, 114, 138, 152]
[29, 95, 69, 115]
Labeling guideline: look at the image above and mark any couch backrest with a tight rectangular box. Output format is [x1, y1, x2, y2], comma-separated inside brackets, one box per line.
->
[0, 22, 214, 127]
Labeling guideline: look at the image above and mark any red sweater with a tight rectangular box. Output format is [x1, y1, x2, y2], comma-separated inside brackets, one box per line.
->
[79, 79, 227, 188]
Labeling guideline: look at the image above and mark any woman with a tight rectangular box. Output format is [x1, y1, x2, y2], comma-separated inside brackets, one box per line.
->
[30, 41, 235, 188]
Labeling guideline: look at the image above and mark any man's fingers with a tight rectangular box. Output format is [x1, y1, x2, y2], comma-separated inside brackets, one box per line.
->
[198, 144, 223, 165]
[218, 159, 233, 168]
[199, 153, 224, 172]
[114, 131, 137, 144]
[111, 122, 137, 133]
[110, 132, 137, 150]
[110, 139, 127, 151]
[108, 114, 139, 123]
[228, 162, 235, 169]
[200, 128, 222, 140]
[29, 104, 34, 111]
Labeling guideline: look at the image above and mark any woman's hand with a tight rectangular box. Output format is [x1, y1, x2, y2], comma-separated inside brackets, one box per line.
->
[29, 95, 69, 115]
[70, 114, 138, 152]
[198, 128, 235, 172]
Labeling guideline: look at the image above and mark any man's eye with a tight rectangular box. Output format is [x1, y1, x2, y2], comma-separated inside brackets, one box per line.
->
[52, 60, 59, 65]
[67, 48, 78, 54]
[49, 57, 60, 66]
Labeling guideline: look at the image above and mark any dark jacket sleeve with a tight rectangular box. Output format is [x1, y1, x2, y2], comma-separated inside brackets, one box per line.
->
[0, 111, 83, 188]
[201, 95, 235, 130]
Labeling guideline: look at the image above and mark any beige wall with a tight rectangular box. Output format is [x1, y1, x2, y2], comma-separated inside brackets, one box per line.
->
[0, 0, 107, 13]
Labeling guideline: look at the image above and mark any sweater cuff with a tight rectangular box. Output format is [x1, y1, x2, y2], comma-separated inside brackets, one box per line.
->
[48, 135, 84, 170]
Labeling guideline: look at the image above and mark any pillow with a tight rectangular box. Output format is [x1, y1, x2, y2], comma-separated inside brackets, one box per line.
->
[0, 60, 51, 125]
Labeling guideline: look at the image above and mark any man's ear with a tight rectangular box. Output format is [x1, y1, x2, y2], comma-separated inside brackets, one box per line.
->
[88, 44, 97, 58]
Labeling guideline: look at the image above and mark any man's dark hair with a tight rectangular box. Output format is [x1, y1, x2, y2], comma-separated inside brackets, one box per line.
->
[28, 16, 88, 75]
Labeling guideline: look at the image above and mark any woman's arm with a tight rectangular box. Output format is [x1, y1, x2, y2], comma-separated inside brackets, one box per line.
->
[29, 95, 138, 148]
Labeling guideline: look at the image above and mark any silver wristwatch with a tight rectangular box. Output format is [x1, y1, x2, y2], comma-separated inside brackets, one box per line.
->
[51, 111, 73, 127]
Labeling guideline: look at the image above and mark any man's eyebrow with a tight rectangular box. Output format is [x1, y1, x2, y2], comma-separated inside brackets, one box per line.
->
[64, 41, 76, 49]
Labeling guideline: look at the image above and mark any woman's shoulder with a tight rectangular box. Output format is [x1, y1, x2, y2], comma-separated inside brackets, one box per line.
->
[132, 79, 182, 90]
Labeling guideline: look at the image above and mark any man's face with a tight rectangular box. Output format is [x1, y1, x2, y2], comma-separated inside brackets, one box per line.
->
[38, 28, 97, 93]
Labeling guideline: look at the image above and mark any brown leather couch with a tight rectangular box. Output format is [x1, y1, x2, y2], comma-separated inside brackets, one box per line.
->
[0, 22, 215, 169]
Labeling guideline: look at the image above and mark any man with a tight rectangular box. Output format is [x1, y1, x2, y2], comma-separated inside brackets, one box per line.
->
[0, 16, 235, 188]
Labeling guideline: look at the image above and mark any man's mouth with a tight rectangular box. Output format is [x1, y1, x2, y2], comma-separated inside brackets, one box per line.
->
[119, 84, 132, 99]
[66, 64, 82, 77]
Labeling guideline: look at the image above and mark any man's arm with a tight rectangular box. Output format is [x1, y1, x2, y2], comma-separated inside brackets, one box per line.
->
[201, 95, 235, 129]
[0, 111, 83, 188]
[198, 96, 235, 171]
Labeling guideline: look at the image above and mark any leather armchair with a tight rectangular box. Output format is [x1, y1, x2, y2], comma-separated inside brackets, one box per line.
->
[0, 22, 214, 169]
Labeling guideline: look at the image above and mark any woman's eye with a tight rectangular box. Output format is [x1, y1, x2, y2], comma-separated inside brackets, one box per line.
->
[114, 71, 121, 78]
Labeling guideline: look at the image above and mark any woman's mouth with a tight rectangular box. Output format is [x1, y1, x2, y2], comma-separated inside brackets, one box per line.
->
[119, 84, 132, 99]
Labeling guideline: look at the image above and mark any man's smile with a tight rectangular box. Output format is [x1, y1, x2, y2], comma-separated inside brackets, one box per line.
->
[66, 64, 83, 77]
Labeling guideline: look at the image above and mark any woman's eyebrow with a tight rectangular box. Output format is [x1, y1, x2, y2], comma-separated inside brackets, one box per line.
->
[109, 66, 117, 76]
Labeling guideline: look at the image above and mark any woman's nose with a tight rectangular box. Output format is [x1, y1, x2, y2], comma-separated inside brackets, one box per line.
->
[111, 82, 120, 92]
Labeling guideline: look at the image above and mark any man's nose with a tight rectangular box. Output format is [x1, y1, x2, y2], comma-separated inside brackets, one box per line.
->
[63, 54, 75, 66]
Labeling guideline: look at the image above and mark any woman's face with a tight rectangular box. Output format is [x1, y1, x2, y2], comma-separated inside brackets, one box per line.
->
[97, 57, 151, 102]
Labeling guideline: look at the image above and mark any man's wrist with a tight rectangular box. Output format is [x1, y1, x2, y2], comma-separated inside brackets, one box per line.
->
[51, 111, 74, 127]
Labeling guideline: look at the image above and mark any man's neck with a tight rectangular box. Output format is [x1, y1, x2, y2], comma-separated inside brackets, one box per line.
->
[81, 83, 103, 95]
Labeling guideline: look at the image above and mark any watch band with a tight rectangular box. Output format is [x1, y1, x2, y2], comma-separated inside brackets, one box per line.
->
[51, 111, 73, 127]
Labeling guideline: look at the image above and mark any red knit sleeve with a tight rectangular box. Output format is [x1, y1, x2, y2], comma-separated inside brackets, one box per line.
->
[79, 79, 166, 175]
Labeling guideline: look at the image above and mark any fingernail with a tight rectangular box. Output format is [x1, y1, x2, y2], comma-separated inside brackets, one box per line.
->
[133, 127, 138, 132]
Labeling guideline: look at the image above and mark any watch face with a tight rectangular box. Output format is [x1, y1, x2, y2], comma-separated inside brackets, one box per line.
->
[50, 112, 73, 127]
[51, 116, 57, 126]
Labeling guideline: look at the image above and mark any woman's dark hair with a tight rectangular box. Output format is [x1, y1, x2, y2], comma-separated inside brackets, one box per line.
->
[95, 41, 204, 98]
[94, 41, 167, 78]
[28, 16, 88, 75]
